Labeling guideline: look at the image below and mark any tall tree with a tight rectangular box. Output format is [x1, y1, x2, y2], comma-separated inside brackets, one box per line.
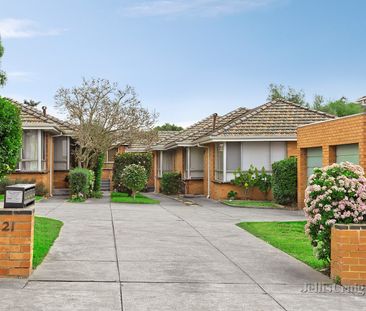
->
[55, 78, 158, 168]
[317, 97, 363, 117]
[267, 83, 307, 106]
[0, 38, 6, 86]
[155, 123, 183, 131]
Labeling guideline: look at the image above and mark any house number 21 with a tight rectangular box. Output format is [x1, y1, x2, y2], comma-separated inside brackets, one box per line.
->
[1, 221, 15, 232]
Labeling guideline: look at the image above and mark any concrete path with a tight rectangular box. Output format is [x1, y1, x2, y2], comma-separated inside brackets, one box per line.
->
[1, 195, 366, 310]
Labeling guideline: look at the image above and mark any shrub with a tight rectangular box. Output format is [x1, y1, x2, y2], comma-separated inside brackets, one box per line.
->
[272, 157, 297, 205]
[161, 172, 182, 195]
[227, 190, 237, 200]
[0, 177, 13, 194]
[257, 167, 272, 199]
[121, 164, 147, 198]
[0, 97, 22, 179]
[232, 165, 258, 200]
[304, 162, 366, 262]
[93, 153, 104, 193]
[69, 168, 95, 200]
[113, 152, 152, 192]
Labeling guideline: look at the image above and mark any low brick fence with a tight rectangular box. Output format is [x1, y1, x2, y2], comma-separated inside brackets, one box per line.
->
[331, 224, 366, 285]
[0, 207, 34, 278]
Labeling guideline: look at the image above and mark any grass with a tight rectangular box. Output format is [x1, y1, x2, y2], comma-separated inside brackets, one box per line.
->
[222, 200, 281, 208]
[0, 194, 43, 202]
[33, 216, 63, 268]
[237, 221, 328, 271]
[111, 192, 160, 204]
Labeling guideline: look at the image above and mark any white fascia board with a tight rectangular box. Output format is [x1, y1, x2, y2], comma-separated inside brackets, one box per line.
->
[22, 126, 61, 135]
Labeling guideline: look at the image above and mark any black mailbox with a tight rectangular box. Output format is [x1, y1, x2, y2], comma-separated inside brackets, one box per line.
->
[4, 184, 36, 208]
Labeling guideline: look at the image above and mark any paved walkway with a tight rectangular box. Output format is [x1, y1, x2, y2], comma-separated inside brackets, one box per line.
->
[1, 195, 366, 310]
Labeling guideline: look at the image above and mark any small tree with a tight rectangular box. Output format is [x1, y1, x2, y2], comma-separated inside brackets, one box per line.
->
[272, 157, 297, 205]
[232, 165, 258, 200]
[0, 97, 22, 179]
[155, 123, 183, 131]
[121, 164, 147, 199]
[93, 153, 104, 193]
[256, 167, 272, 200]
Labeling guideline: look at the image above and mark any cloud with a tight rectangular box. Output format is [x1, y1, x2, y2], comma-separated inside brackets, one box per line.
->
[121, 0, 277, 17]
[0, 18, 65, 39]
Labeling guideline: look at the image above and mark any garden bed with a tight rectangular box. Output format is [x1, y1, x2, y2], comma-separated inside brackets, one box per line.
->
[222, 200, 283, 209]
[33, 216, 63, 268]
[111, 192, 160, 204]
[237, 221, 327, 271]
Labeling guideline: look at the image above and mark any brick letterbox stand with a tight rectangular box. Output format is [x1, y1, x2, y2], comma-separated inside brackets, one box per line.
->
[0, 207, 34, 278]
[331, 224, 366, 285]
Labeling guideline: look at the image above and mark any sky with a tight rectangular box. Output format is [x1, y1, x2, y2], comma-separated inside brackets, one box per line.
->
[0, 0, 365, 127]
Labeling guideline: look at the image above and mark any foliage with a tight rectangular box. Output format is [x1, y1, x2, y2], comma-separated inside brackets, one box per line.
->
[111, 192, 159, 204]
[317, 98, 363, 117]
[155, 123, 183, 131]
[227, 190, 237, 200]
[237, 221, 327, 270]
[113, 152, 152, 193]
[23, 99, 41, 107]
[69, 167, 94, 200]
[232, 165, 258, 200]
[0, 177, 47, 196]
[93, 153, 104, 193]
[256, 167, 272, 199]
[0, 97, 22, 179]
[33, 216, 63, 268]
[223, 200, 280, 208]
[161, 172, 183, 195]
[92, 191, 103, 199]
[0, 39, 6, 86]
[267, 83, 307, 106]
[304, 162, 366, 262]
[121, 164, 147, 198]
[54, 78, 157, 168]
[272, 157, 297, 205]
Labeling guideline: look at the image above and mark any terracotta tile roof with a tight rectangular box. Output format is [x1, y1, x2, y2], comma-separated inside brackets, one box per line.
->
[208, 99, 335, 138]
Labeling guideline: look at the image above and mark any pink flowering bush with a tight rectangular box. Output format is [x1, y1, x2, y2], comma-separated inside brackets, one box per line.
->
[304, 162, 366, 262]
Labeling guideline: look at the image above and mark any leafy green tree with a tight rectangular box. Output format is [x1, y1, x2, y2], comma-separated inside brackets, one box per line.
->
[267, 83, 307, 106]
[0, 38, 6, 86]
[155, 123, 183, 131]
[317, 98, 363, 117]
[121, 164, 147, 199]
[0, 97, 22, 179]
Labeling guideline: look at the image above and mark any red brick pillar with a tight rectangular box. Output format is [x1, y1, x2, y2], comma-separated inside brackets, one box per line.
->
[331, 224, 366, 285]
[0, 207, 34, 278]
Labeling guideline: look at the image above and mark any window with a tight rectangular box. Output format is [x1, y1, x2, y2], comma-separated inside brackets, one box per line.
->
[54, 136, 69, 171]
[336, 144, 359, 164]
[107, 148, 118, 163]
[307, 147, 322, 178]
[162, 150, 175, 173]
[157, 151, 162, 177]
[215, 143, 224, 181]
[226, 142, 241, 172]
[185, 147, 204, 179]
[19, 130, 47, 171]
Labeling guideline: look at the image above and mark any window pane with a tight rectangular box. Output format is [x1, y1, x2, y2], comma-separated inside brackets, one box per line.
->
[307, 147, 322, 178]
[242, 142, 270, 171]
[162, 150, 175, 172]
[336, 144, 359, 164]
[190, 147, 204, 178]
[215, 143, 224, 180]
[54, 137, 68, 170]
[226, 142, 241, 171]
[270, 142, 286, 165]
[22, 130, 38, 171]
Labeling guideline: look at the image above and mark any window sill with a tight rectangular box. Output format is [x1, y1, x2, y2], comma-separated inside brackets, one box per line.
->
[184, 178, 204, 181]
[213, 180, 233, 184]
[13, 170, 49, 174]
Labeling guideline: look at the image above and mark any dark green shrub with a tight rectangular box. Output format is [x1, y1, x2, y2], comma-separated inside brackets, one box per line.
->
[0, 177, 13, 194]
[69, 168, 95, 200]
[93, 153, 104, 193]
[272, 157, 297, 205]
[161, 172, 183, 195]
[121, 164, 147, 198]
[227, 190, 237, 200]
[113, 152, 152, 192]
[0, 97, 22, 179]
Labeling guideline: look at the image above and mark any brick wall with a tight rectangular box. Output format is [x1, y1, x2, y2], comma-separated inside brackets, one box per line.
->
[0, 207, 34, 278]
[297, 114, 366, 209]
[185, 179, 204, 195]
[331, 224, 366, 285]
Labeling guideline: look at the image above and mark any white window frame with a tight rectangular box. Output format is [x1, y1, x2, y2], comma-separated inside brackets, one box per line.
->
[184, 147, 204, 180]
[53, 136, 70, 171]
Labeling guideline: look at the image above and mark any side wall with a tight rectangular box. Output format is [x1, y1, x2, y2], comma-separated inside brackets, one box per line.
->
[297, 114, 366, 209]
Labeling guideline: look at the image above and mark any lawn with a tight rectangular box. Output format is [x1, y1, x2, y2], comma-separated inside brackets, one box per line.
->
[111, 192, 160, 204]
[0, 194, 43, 202]
[33, 216, 63, 268]
[237, 221, 327, 271]
[223, 200, 281, 208]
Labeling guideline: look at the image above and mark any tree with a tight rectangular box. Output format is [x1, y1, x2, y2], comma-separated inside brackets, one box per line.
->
[55, 78, 158, 169]
[155, 123, 183, 131]
[0, 38, 6, 86]
[317, 98, 363, 117]
[121, 164, 147, 199]
[267, 83, 307, 106]
[24, 99, 41, 107]
[0, 97, 22, 179]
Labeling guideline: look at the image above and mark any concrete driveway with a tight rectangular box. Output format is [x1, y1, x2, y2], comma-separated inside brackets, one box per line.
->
[1, 194, 365, 310]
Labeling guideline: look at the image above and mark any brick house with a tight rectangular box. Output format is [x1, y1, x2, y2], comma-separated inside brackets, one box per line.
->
[152, 100, 333, 200]
[297, 113, 365, 209]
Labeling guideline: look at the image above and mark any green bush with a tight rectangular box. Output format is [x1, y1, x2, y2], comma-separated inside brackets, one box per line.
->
[272, 157, 297, 205]
[121, 164, 147, 198]
[113, 152, 152, 192]
[93, 153, 104, 193]
[0, 97, 22, 179]
[69, 168, 95, 200]
[227, 190, 237, 200]
[161, 172, 183, 195]
[232, 165, 258, 199]
[0, 177, 13, 194]
[256, 167, 272, 199]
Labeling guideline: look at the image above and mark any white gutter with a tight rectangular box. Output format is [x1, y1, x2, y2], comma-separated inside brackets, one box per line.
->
[195, 136, 297, 144]
[197, 143, 210, 198]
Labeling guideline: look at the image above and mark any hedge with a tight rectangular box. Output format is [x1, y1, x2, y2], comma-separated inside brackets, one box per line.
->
[161, 172, 183, 195]
[69, 168, 95, 199]
[272, 157, 297, 205]
[113, 152, 152, 192]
